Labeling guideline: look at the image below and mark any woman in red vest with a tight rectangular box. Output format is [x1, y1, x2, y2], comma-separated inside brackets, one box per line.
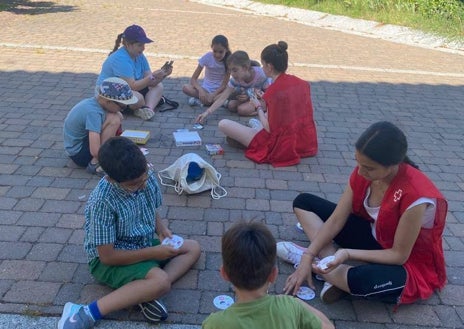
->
[280, 121, 447, 306]
[218, 41, 318, 167]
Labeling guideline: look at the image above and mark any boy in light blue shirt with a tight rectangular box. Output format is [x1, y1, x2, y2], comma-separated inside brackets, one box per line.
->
[63, 77, 137, 175]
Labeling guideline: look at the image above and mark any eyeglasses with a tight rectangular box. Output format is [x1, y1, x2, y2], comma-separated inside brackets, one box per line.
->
[115, 170, 149, 193]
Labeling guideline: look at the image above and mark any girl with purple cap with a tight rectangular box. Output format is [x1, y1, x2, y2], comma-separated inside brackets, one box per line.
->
[96, 25, 173, 120]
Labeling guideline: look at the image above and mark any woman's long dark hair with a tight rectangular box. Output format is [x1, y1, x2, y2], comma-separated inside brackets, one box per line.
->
[355, 121, 418, 169]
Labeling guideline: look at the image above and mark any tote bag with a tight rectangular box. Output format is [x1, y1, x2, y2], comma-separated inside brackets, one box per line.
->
[158, 153, 227, 199]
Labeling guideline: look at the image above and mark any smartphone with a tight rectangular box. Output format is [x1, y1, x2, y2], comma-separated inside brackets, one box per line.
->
[161, 60, 174, 70]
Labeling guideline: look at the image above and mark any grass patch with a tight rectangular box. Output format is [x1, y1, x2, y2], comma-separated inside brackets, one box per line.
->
[255, 0, 464, 42]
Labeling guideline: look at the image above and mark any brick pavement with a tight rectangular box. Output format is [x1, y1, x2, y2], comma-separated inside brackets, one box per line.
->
[0, 0, 463, 328]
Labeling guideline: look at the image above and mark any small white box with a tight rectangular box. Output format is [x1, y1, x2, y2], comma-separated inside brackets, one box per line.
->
[173, 130, 202, 147]
[121, 130, 150, 144]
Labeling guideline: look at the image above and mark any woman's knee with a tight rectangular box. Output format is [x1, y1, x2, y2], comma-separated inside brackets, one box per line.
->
[293, 192, 317, 209]
[218, 119, 233, 133]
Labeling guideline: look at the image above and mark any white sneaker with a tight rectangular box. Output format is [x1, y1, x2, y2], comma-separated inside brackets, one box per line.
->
[248, 118, 263, 130]
[320, 282, 345, 304]
[188, 97, 202, 107]
[276, 241, 306, 267]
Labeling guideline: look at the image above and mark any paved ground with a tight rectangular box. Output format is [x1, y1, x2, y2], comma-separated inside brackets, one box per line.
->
[0, 0, 463, 328]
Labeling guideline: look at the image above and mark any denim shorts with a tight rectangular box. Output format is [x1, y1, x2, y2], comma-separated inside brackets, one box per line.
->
[69, 135, 92, 167]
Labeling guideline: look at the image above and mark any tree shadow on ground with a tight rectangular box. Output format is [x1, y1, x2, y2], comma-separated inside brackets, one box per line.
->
[0, 69, 462, 327]
[0, 0, 76, 15]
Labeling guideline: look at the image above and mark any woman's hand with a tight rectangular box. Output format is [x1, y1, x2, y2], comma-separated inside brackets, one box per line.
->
[312, 249, 349, 275]
[196, 110, 210, 124]
[283, 254, 315, 295]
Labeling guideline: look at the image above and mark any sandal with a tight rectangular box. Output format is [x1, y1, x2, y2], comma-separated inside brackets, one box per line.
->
[157, 96, 179, 112]
[134, 106, 155, 120]
[86, 162, 106, 177]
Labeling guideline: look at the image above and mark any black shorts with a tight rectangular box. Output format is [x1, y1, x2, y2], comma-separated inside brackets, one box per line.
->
[293, 193, 406, 303]
[140, 87, 149, 97]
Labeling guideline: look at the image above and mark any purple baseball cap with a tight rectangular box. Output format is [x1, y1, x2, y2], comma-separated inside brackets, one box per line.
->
[123, 25, 153, 44]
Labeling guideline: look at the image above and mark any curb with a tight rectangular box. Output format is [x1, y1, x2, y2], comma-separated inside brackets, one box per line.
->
[193, 0, 464, 55]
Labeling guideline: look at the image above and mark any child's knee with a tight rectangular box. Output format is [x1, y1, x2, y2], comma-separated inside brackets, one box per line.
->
[106, 112, 122, 125]
[237, 104, 255, 116]
[182, 84, 190, 94]
[146, 268, 171, 294]
[186, 239, 201, 258]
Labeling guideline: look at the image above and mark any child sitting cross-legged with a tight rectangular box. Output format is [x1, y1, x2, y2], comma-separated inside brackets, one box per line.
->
[58, 136, 201, 329]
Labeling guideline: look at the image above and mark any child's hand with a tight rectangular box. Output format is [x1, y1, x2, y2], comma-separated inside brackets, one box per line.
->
[250, 97, 261, 109]
[160, 60, 173, 77]
[196, 110, 210, 124]
[158, 229, 172, 242]
[151, 70, 166, 84]
[236, 94, 248, 102]
[155, 245, 180, 260]
[161, 65, 173, 78]
[255, 89, 264, 99]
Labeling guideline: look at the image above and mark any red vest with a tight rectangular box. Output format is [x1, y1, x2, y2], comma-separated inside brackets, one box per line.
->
[350, 164, 447, 304]
[245, 74, 317, 167]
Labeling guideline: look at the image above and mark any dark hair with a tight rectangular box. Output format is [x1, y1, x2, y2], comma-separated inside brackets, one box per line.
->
[109, 33, 123, 56]
[355, 121, 418, 169]
[98, 137, 147, 182]
[261, 41, 288, 73]
[211, 34, 231, 70]
[222, 221, 276, 290]
[109, 31, 140, 56]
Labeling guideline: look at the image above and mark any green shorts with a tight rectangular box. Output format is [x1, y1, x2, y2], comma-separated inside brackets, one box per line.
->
[89, 239, 168, 289]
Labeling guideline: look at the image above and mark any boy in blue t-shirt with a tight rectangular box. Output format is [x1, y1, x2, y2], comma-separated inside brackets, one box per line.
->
[63, 77, 137, 175]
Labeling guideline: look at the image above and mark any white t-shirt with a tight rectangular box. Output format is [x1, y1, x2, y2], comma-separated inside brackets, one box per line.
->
[198, 51, 227, 93]
[363, 187, 436, 239]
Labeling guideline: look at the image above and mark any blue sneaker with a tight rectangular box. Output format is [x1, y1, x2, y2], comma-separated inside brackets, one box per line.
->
[57, 302, 95, 329]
